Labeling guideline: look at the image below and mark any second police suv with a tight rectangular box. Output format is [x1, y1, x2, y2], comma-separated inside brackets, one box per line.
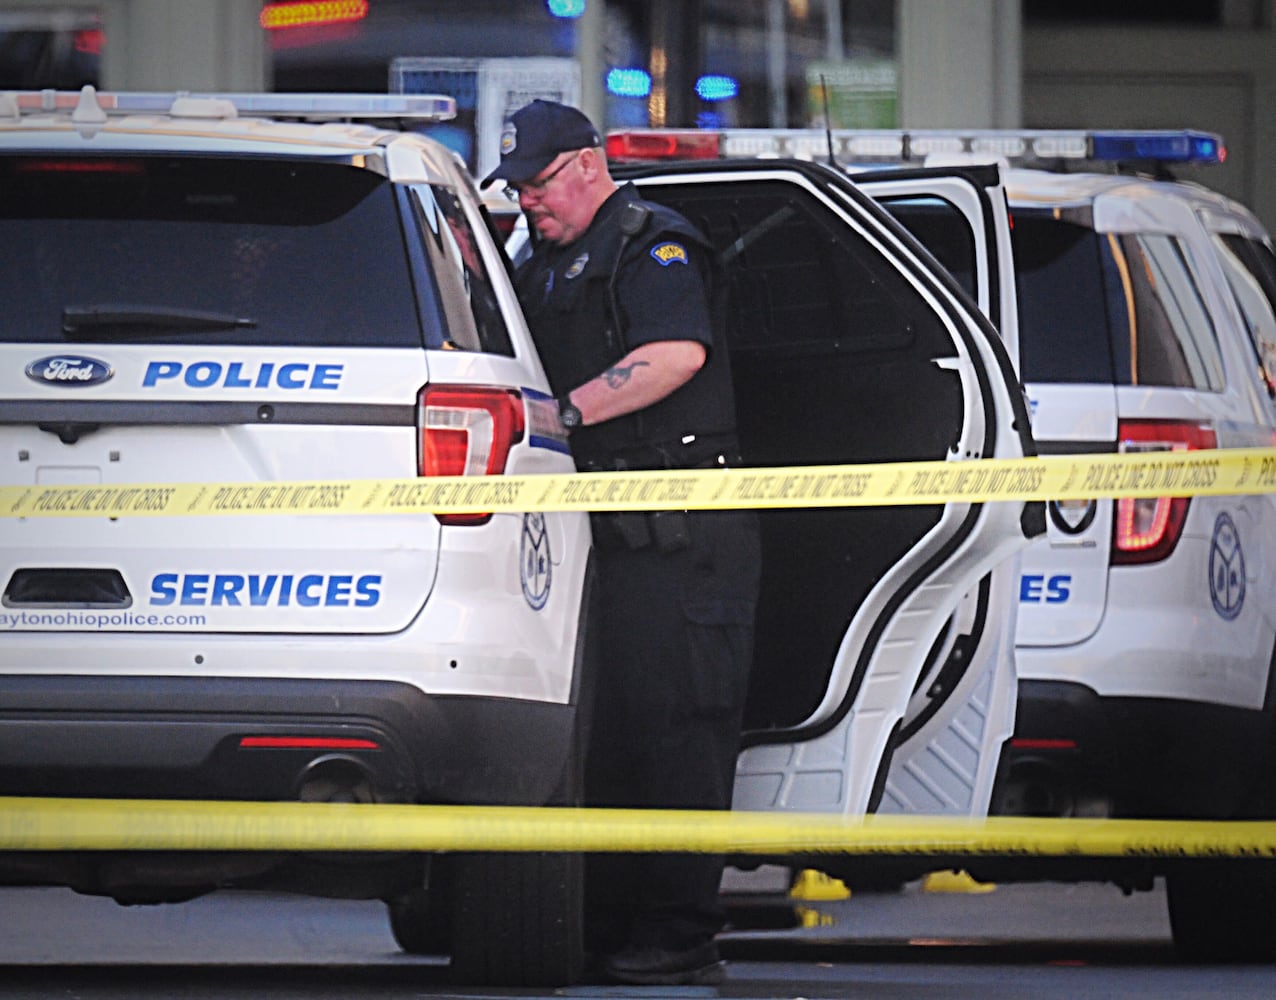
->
[606, 123, 1276, 962]
[0, 88, 1038, 985]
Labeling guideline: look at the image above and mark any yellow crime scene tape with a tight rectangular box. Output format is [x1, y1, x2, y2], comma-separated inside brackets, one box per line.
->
[2, 798, 1276, 859]
[5, 446, 1276, 519]
[6, 448, 1276, 862]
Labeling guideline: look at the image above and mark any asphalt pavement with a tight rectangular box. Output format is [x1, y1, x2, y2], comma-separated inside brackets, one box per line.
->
[1, 870, 1272, 999]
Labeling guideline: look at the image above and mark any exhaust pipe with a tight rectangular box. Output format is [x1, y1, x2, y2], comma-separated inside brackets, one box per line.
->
[296, 754, 378, 804]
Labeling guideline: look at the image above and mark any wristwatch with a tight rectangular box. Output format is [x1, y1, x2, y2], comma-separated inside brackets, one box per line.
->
[557, 396, 583, 431]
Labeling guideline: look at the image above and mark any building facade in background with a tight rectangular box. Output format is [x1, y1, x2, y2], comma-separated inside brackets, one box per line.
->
[0, 0, 1272, 229]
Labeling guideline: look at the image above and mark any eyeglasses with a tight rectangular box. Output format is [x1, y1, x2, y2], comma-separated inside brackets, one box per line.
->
[503, 149, 582, 202]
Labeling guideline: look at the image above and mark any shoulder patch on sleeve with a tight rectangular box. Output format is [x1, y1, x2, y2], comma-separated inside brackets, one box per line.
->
[650, 241, 689, 266]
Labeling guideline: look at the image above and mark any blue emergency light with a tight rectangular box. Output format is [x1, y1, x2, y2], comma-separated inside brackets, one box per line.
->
[1089, 130, 1225, 164]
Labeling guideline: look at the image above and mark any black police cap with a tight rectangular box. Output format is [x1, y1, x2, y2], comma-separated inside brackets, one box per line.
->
[482, 99, 602, 186]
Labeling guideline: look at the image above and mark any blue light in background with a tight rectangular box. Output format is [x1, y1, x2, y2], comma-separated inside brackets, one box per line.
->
[547, 0, 586, 18]
[607, 67, 652, 98]
[695, 75, 738, 102]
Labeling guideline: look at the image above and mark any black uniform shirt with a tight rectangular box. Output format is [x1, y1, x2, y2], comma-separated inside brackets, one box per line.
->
[516, 183, 738, 467]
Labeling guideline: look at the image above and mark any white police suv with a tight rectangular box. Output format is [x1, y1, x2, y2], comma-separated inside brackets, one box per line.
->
[0, 90, 1038, 986]
[861, 133, 1276, 963]
[881, 133, 1276, 962]
[995, 150, 1276, 962]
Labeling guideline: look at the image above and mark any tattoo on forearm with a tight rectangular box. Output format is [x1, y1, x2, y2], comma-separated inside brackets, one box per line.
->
[603, 361, 650, 389]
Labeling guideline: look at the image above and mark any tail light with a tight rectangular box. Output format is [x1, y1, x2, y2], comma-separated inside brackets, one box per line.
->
[417, 384, 525, 526]
[1112, 419, 1216, 565]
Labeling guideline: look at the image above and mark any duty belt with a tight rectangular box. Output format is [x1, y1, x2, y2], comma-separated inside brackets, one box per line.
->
[578, 434, 740, 472]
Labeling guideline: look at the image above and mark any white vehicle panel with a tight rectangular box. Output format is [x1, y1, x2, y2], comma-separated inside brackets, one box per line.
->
[1018, 533, 1270, 709]
[0, 514, 587, 704]
[2, 344, 430, 404]
[4, 345, 437, 634]
[880, 597, 1017, 816]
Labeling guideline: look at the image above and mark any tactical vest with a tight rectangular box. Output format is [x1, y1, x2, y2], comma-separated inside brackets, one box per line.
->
[516, 184, 739, 469]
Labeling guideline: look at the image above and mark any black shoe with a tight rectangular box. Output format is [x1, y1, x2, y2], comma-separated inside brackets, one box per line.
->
[601, 941, 726, 986]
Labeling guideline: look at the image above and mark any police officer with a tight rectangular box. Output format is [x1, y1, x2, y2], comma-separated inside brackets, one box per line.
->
[485, 100, 760, 987]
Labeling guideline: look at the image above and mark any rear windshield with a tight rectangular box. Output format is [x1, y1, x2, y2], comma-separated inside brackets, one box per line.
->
[1013, 209, 1224, 390]
[0, 155, 426, 347]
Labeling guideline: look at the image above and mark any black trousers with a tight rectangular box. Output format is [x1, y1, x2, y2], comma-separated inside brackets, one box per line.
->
[583, 508, 761, 953]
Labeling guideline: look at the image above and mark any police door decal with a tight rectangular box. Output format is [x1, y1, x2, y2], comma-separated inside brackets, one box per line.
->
[521, 513, 552, 609]
[1209, 511, 1245, 621]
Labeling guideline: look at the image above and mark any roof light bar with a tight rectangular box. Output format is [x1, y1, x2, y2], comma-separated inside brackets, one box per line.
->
[3, 86, 456, 122]
[907, 134, 966, 158]
[606, 127, 1226, 166]
[843, 133, 905, 159]
[1030, 133, 1089, 159]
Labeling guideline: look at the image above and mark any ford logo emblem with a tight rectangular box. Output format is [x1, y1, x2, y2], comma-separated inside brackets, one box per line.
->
[25, 355, 115, 388]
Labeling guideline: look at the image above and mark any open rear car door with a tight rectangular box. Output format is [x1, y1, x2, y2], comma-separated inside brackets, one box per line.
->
[612, 158, 1039, 833]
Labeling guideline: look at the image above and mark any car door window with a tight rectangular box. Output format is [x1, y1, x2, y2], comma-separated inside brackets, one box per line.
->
[1215, 233, 1276, 397]
[1110, 233, 1224, 391]
[411, 184, 513, 356]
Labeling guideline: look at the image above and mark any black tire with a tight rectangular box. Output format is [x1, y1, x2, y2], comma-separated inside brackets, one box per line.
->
[442, 562, 593, 986]
[446, 850, 584, 987]
[1167, 863, 1276, 963]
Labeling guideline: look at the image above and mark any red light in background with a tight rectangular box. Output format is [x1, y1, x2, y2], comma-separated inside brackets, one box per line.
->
[260, 1, 369, 31]
[74, 29, 104, 55]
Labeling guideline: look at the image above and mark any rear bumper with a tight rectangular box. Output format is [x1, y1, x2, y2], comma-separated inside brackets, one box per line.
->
[992, 679, 1271, 820]
[0, 675, 575, 806]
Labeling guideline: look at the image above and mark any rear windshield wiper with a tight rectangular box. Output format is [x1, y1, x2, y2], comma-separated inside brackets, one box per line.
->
[63, 304, 258, 337]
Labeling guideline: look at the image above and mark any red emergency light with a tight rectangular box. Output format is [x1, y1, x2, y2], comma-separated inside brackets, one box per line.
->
[606, 130, 723, 162]
[260, 1, 369, 31]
